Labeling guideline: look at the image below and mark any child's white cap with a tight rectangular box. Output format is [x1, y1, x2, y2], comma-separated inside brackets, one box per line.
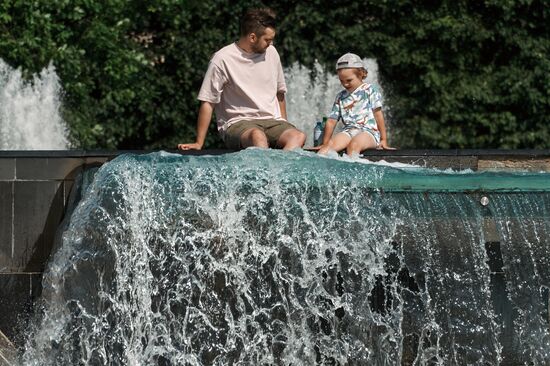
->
[335, 53, 367, 71]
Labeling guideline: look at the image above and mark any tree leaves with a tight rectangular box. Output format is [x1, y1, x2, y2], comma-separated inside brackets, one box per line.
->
[0, 0, 547, 149]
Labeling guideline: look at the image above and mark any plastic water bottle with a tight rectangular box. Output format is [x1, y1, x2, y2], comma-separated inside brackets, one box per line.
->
[313, 120, 324, 146]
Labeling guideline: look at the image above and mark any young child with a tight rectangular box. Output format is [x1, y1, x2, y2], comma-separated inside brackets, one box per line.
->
[318, 53, 394, 155]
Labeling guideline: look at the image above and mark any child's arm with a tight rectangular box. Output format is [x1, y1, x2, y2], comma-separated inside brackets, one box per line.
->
[312, 94, 341, 152]
[373, 108, 395, 150]
[309, 118, 337, 151]
[322, 118, 338, 145]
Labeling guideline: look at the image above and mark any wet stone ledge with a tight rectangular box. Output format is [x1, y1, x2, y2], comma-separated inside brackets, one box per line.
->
[361, 149, 550, 171]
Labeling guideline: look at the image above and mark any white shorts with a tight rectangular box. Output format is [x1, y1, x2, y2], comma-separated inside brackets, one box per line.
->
[342, 127, 381, 147]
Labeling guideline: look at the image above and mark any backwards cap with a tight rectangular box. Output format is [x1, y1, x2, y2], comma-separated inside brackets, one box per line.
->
[335, 53, 367, 71]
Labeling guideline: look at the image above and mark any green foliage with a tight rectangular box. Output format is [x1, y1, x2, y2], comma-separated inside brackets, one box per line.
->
[0, 0, 548, 149]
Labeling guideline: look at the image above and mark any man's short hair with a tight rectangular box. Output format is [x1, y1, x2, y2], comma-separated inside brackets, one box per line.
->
[240, 8, 277, 37]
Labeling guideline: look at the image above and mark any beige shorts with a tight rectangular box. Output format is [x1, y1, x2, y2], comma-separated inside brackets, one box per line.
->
[223, 119, 297, 149]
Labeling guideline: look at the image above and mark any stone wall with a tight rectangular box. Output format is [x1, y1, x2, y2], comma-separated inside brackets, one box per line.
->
[0, 151, 111, 346]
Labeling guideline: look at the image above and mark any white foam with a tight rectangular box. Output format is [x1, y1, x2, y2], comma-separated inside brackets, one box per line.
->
[0, 58, 69, 150]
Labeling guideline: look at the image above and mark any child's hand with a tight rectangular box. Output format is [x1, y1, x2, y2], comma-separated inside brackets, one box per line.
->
[316, 144, 330, 155]
[304, 145, 323, 151]
[378, 140, 396, 150]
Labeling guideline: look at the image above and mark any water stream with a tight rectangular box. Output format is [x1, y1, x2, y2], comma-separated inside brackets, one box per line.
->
[0, 58, 69, 150]
[21, 150, 550, 365]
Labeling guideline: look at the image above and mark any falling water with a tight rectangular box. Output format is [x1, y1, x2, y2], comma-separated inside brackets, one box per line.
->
[285, 59, 383, 147]
[0, 58, 69, 150]
[21, 150, 550, 365]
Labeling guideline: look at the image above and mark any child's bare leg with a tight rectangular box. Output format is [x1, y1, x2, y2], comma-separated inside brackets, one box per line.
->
[318, 133, 351, 155]
[346, 132, 377, 156]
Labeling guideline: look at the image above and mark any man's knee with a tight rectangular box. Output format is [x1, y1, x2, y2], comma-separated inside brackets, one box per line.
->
[289, 129, 306, 143]
[242, 128, 268, 148]
[249, 128, 268, 142]
[295, 130, 307, 145]
[279, 129, 306, 148]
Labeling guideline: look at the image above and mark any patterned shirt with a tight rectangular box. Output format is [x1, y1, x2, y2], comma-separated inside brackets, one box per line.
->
[328, 83, 383, 131]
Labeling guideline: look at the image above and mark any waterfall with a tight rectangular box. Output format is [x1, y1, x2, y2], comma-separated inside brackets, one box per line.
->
[0, 58, 69, 150]
[21, 150, 550, 365]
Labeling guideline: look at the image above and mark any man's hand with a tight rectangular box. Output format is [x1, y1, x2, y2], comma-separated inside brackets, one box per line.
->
[178, 142, 203, 150]
[177, 101, 214, 151]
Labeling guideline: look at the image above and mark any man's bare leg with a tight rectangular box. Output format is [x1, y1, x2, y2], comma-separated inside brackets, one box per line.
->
[240, 128, 269, 148]
[276, 128, 306, 150]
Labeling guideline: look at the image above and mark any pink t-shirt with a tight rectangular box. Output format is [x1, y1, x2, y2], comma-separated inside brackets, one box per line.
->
[197, 43, 287, 133]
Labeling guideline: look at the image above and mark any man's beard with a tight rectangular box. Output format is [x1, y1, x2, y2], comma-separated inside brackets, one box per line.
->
[251, 43, 267, 54]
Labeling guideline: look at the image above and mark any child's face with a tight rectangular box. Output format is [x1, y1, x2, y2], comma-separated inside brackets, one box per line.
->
[337, 68, 363, 92]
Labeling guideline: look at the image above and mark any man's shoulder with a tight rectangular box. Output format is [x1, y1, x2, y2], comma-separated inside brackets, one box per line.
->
[266, 45, 280, 55]
[210, 43, 238, 63]
[265, 45, 281, 62]
[217, 43, 238, 55]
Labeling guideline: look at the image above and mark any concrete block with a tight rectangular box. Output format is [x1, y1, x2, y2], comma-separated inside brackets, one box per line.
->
[84, 156, 110, 165]
[482, 218, 500, 243]
[16, 157, 84, 181]
[0, 159, 15, 181]
[0, 182, 12, 273]
[0, 328, 17, 365]
[63, 180, 74, 207]
[12, 181, 64, 272]
[478, 158, 550, 172]
[0, 274, 33, 345]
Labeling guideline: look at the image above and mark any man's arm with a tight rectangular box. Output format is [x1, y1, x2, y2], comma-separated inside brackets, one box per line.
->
[277, 92, 287, 120]
[178, 101, 215, 150]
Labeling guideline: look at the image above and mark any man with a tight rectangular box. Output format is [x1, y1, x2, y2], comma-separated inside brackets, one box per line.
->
[178, 8, 306, 151]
